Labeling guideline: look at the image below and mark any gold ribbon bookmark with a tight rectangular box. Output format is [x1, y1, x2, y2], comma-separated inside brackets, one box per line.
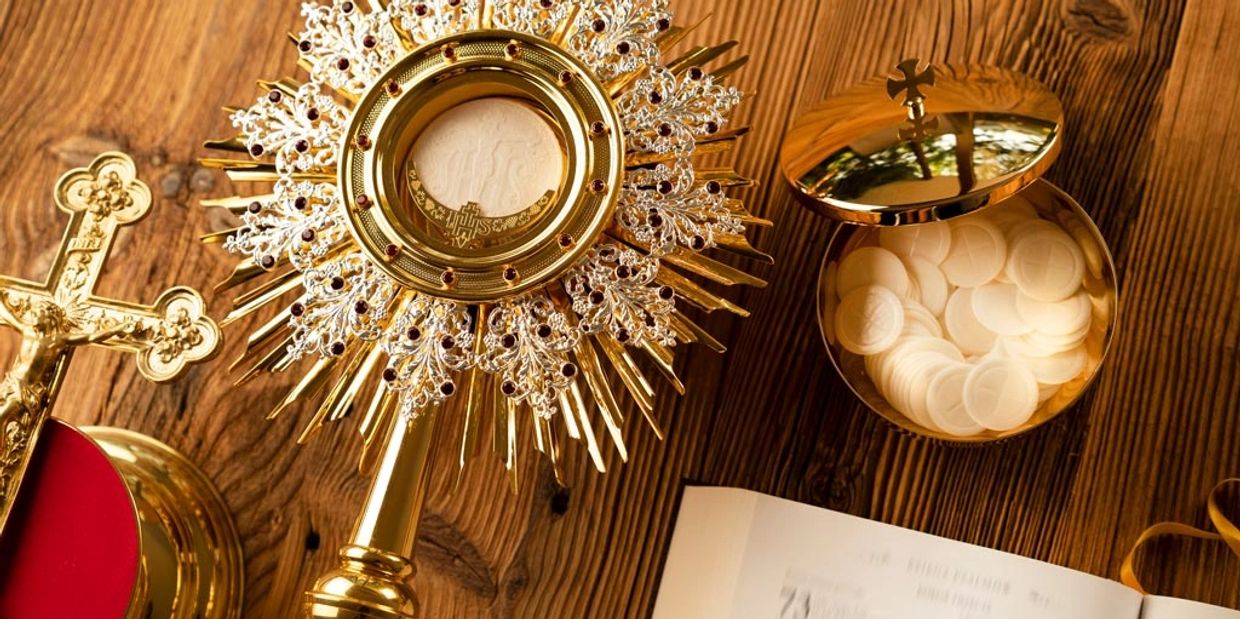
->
[1121, 478, 1240, 594]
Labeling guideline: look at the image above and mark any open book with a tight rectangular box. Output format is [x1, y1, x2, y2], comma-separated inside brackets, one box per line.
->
[654, 487, 1238, 619]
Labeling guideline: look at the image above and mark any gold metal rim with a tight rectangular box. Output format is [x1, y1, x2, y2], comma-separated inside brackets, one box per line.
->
[816, 179, 1120, 444]
[790, 136, 1062, 226]
[305, 592, 411, 619]
[84, 426, 245, 619]
[341, 30, 625, 302]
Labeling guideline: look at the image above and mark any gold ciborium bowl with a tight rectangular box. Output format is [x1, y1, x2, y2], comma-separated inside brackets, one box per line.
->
[817, 180, 1119, 443]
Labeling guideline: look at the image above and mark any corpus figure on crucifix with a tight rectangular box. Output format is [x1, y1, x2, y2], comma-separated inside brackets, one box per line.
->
[0, 153, 220, 535]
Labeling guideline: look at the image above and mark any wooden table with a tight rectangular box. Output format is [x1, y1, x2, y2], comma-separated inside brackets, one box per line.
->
[1, 0, 1237, 616]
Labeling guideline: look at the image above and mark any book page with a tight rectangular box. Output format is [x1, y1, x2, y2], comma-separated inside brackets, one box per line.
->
[1142, 596, 1240, 619]
[654, 487, 1144, 619]
[653, 488, 761, 619]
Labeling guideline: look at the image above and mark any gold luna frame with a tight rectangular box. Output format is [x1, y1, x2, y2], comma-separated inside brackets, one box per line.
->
[341, 32, 625, 302]
[202, 1, 765, 616]
[0, 152, 243, 617]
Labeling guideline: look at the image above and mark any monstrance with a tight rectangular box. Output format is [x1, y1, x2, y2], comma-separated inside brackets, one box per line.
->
[202, 0, 766, 615]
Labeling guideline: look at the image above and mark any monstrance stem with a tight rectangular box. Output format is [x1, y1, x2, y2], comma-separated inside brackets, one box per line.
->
[305, 410, 437, 619]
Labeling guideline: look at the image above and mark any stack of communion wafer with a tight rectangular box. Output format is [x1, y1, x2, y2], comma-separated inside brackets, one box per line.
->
[828, 198, 1094, 437]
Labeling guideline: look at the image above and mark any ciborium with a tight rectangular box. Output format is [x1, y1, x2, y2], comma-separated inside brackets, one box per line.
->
[202, 1, 766, 616]
[0, 152, 242, 618]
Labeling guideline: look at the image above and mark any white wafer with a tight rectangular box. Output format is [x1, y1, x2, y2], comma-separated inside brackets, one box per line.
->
[994, 194, 1039, 219]
[941, 219, 1007, 287]
[981, 200, 1039, 238]
[925, 364, 984, 436]
[998, 335, 1052, 359]
[905, 276, 922, 305]
[897, 354, 958, 428]
[879, 221, 952, 264]
[903, 256, 949, 316]
[876, 338, 961, 428]
[1024, 328, 1088, 356]
[837, 246, 910, 298]
[874, 337, 961, 398]
[1021, 345, 1087, 385]
[963, 358, 1039, 431]
[971, 282, 1032, 336]
[901, 298, 943, 338]
[833, 198, 1096, 437]
[1001, 327, 1084, 358]
[1016, 290, 1090, 336]
[875, 338, 931, 395]
[944, 288, 997, 355]
[835, 285, 904, 355]
[1006, 224, 1085, 302]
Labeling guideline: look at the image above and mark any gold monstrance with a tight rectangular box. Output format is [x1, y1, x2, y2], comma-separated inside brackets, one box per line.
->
[0, 152, 242, 617]
[202, 1, 767, 616]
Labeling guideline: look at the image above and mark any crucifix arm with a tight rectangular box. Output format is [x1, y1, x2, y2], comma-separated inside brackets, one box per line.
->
[64, 322, 130, 346]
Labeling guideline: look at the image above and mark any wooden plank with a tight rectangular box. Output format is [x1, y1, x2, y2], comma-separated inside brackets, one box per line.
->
[0, 0, 1235, 616]
[1051, 0, 1240, 606]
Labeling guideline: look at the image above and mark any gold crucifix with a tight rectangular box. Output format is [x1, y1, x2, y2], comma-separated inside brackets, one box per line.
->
[0, 152, 220, 535]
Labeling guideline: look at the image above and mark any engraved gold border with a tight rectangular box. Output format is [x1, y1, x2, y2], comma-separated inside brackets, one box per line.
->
[341, 31, 624, 301]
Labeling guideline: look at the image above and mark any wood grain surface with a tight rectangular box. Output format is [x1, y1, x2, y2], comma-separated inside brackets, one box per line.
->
[1, 0, 1238, 617]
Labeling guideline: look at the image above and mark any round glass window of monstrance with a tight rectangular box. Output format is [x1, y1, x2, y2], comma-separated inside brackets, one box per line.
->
[401, 97, 565, 253]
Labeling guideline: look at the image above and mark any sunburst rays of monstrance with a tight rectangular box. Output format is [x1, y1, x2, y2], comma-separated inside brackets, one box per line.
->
[201, 0, 767, 615]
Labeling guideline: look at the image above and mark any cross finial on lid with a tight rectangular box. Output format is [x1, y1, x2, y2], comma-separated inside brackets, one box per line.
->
[887, 58, 939, 140]
[887, 58, 936, 119]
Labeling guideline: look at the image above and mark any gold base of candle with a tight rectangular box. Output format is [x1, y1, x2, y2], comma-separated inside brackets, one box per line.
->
[85, 426, 244, 619]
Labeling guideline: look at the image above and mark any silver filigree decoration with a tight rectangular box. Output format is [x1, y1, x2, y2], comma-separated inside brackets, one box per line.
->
[232, 82, 350, 174]
[291, 253, 398, 357]
[492, 0, 575, 38]
[479, 296, 580, 418]
[389, 0, 478, 46]
[565, 244, 675, 346]
[619, 161, 741, 255]
[299, 0, 403, 95]
[569, 0, 670, 82]
[618, 66, 741, 158]
[383, 297, 474, 418]
[224, 180, 346, 270]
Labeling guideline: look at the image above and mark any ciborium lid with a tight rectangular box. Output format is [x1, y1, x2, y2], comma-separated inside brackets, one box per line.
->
[780, 59, 1065, 225]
